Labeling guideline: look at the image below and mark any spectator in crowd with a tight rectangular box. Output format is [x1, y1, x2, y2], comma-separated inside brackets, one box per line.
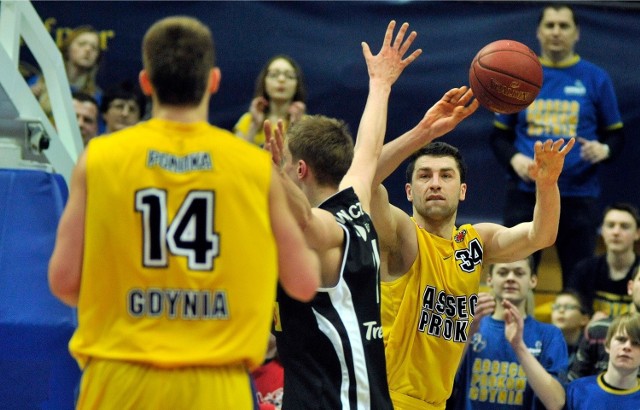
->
[568, 203, 640, 320]
[490, 3, 625, 287]
[48, 16, 319, 409]
[568, 265, 640, 381]
[100, 81, 147, 135]
[453, 257, 568, 410]
[72, 91, 99, 146]
[550, 289, 591, 370]
[31, 26, 103, 121]
[565, 313, 640, 409]
[234, 55, 306, 146]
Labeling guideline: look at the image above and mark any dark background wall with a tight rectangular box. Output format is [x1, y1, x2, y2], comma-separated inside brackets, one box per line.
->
[26, 1, 640, 224]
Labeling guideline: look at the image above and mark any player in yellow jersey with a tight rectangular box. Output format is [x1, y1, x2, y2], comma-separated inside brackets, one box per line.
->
[368, 91, 576, 409]
[48, 16, 319, 410]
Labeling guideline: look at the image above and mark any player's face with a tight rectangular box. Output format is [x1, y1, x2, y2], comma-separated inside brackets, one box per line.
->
[551, 294, 588, 332]
[406, 155, 466, 222]
[488, 260, 536, 304]
[537, 7, 579, 59]
[68, 32, 100, 70]
[265, 58, 298, 104]
[601, 210, 640, 254]
[605, 328, 640, 372]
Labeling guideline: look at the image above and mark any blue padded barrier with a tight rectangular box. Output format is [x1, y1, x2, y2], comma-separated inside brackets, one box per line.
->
[0, 169, 79, 410]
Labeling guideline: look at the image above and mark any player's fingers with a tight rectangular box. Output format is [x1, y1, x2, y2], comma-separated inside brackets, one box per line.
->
[402, 48, 422, 66]
[361, 42, 372, 59]
[398, 30, 417, 55]
[392, 22, 408, 49]
[559, 137, 576, 155]
[383, 20, 396, 48]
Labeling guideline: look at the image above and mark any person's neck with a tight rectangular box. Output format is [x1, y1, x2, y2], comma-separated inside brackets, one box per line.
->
[603, 365, 640, 390]
[412, 212, 457, 240]
[152, 98, 209, 123]
[607, 249, 637, 280]
[306, 184, 338, 208]
[267, 99, 293, 120]
[66, 64, 88, 85]
[542, 50, 575, 65]
[491, 297, 527, 320]
[562, 327, 583, 346]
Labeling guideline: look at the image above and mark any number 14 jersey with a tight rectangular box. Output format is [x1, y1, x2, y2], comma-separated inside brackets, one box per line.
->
[70, 118, 278, 371]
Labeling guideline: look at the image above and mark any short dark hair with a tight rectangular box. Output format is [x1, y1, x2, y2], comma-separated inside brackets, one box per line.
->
[556, 288, 593, 316]
[100, 80, 147, 116]
[254, 54, 307, 109]
[142, 16, 214, 106]
[538, 4, 579, 27]
[72, 91, 98, 110]
[602, 202, 640, 228]
[405, 141, 467, 184]
[286, 115, 353, 187]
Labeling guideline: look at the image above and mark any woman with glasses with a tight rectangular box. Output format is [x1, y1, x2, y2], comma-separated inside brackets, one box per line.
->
[234, 55, 307, 146]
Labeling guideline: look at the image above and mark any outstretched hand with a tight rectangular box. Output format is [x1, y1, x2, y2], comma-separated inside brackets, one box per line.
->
[361, 20, 422, 88]
[414, 86, 479, 141]
[264, 119, 286, 168]
[528, 138, 576, 186]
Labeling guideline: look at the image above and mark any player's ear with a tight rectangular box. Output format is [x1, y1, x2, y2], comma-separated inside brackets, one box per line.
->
[208, 67, 221, 94]
[139, 70, 153, 96]
[297, 159, 308, 180]
[405, 183, 413, 202]
[459, 183, 467, 201]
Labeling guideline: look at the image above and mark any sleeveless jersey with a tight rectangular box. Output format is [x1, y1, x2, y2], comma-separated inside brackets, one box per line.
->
[274, 188, 392, 409]
[382, 220, 483, 409]
[70, 118, 277, 371]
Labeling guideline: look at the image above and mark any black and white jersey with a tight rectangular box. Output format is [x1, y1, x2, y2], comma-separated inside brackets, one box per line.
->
[275, 187, 392, 410]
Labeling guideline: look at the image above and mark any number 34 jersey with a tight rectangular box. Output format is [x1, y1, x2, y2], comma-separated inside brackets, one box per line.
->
[69, 118, 278, 371]
[381, 220, 483, 408]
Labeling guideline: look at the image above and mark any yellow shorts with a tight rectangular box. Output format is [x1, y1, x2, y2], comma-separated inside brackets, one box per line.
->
[76, 359, 255, 410]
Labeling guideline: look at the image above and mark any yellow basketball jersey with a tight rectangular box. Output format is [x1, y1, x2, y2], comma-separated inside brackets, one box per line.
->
[382, 219, 483, 409]
[70, 118, 277, 371]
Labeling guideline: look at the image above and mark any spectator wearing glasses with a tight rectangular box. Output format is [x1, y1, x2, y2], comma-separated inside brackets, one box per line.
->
[550, 289, 591, 371]
[100, 81, 147, 135]
[234, 55, 307, 146]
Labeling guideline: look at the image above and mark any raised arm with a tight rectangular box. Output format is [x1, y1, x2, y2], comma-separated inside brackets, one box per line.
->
[269, 170, 321, 302]
[340, 20, 421, 212]
[477, 138, 576, 265]
[374, 86, 478, 187]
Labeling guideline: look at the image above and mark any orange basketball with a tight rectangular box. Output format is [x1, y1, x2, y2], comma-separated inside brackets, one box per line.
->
[469, 40, 542, 114]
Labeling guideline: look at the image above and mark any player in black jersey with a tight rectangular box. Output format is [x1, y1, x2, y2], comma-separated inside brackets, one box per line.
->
[265, 21, 421, 409]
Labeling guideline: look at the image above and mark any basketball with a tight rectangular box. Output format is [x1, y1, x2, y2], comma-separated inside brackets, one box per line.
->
[469, 40, 542, 114]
